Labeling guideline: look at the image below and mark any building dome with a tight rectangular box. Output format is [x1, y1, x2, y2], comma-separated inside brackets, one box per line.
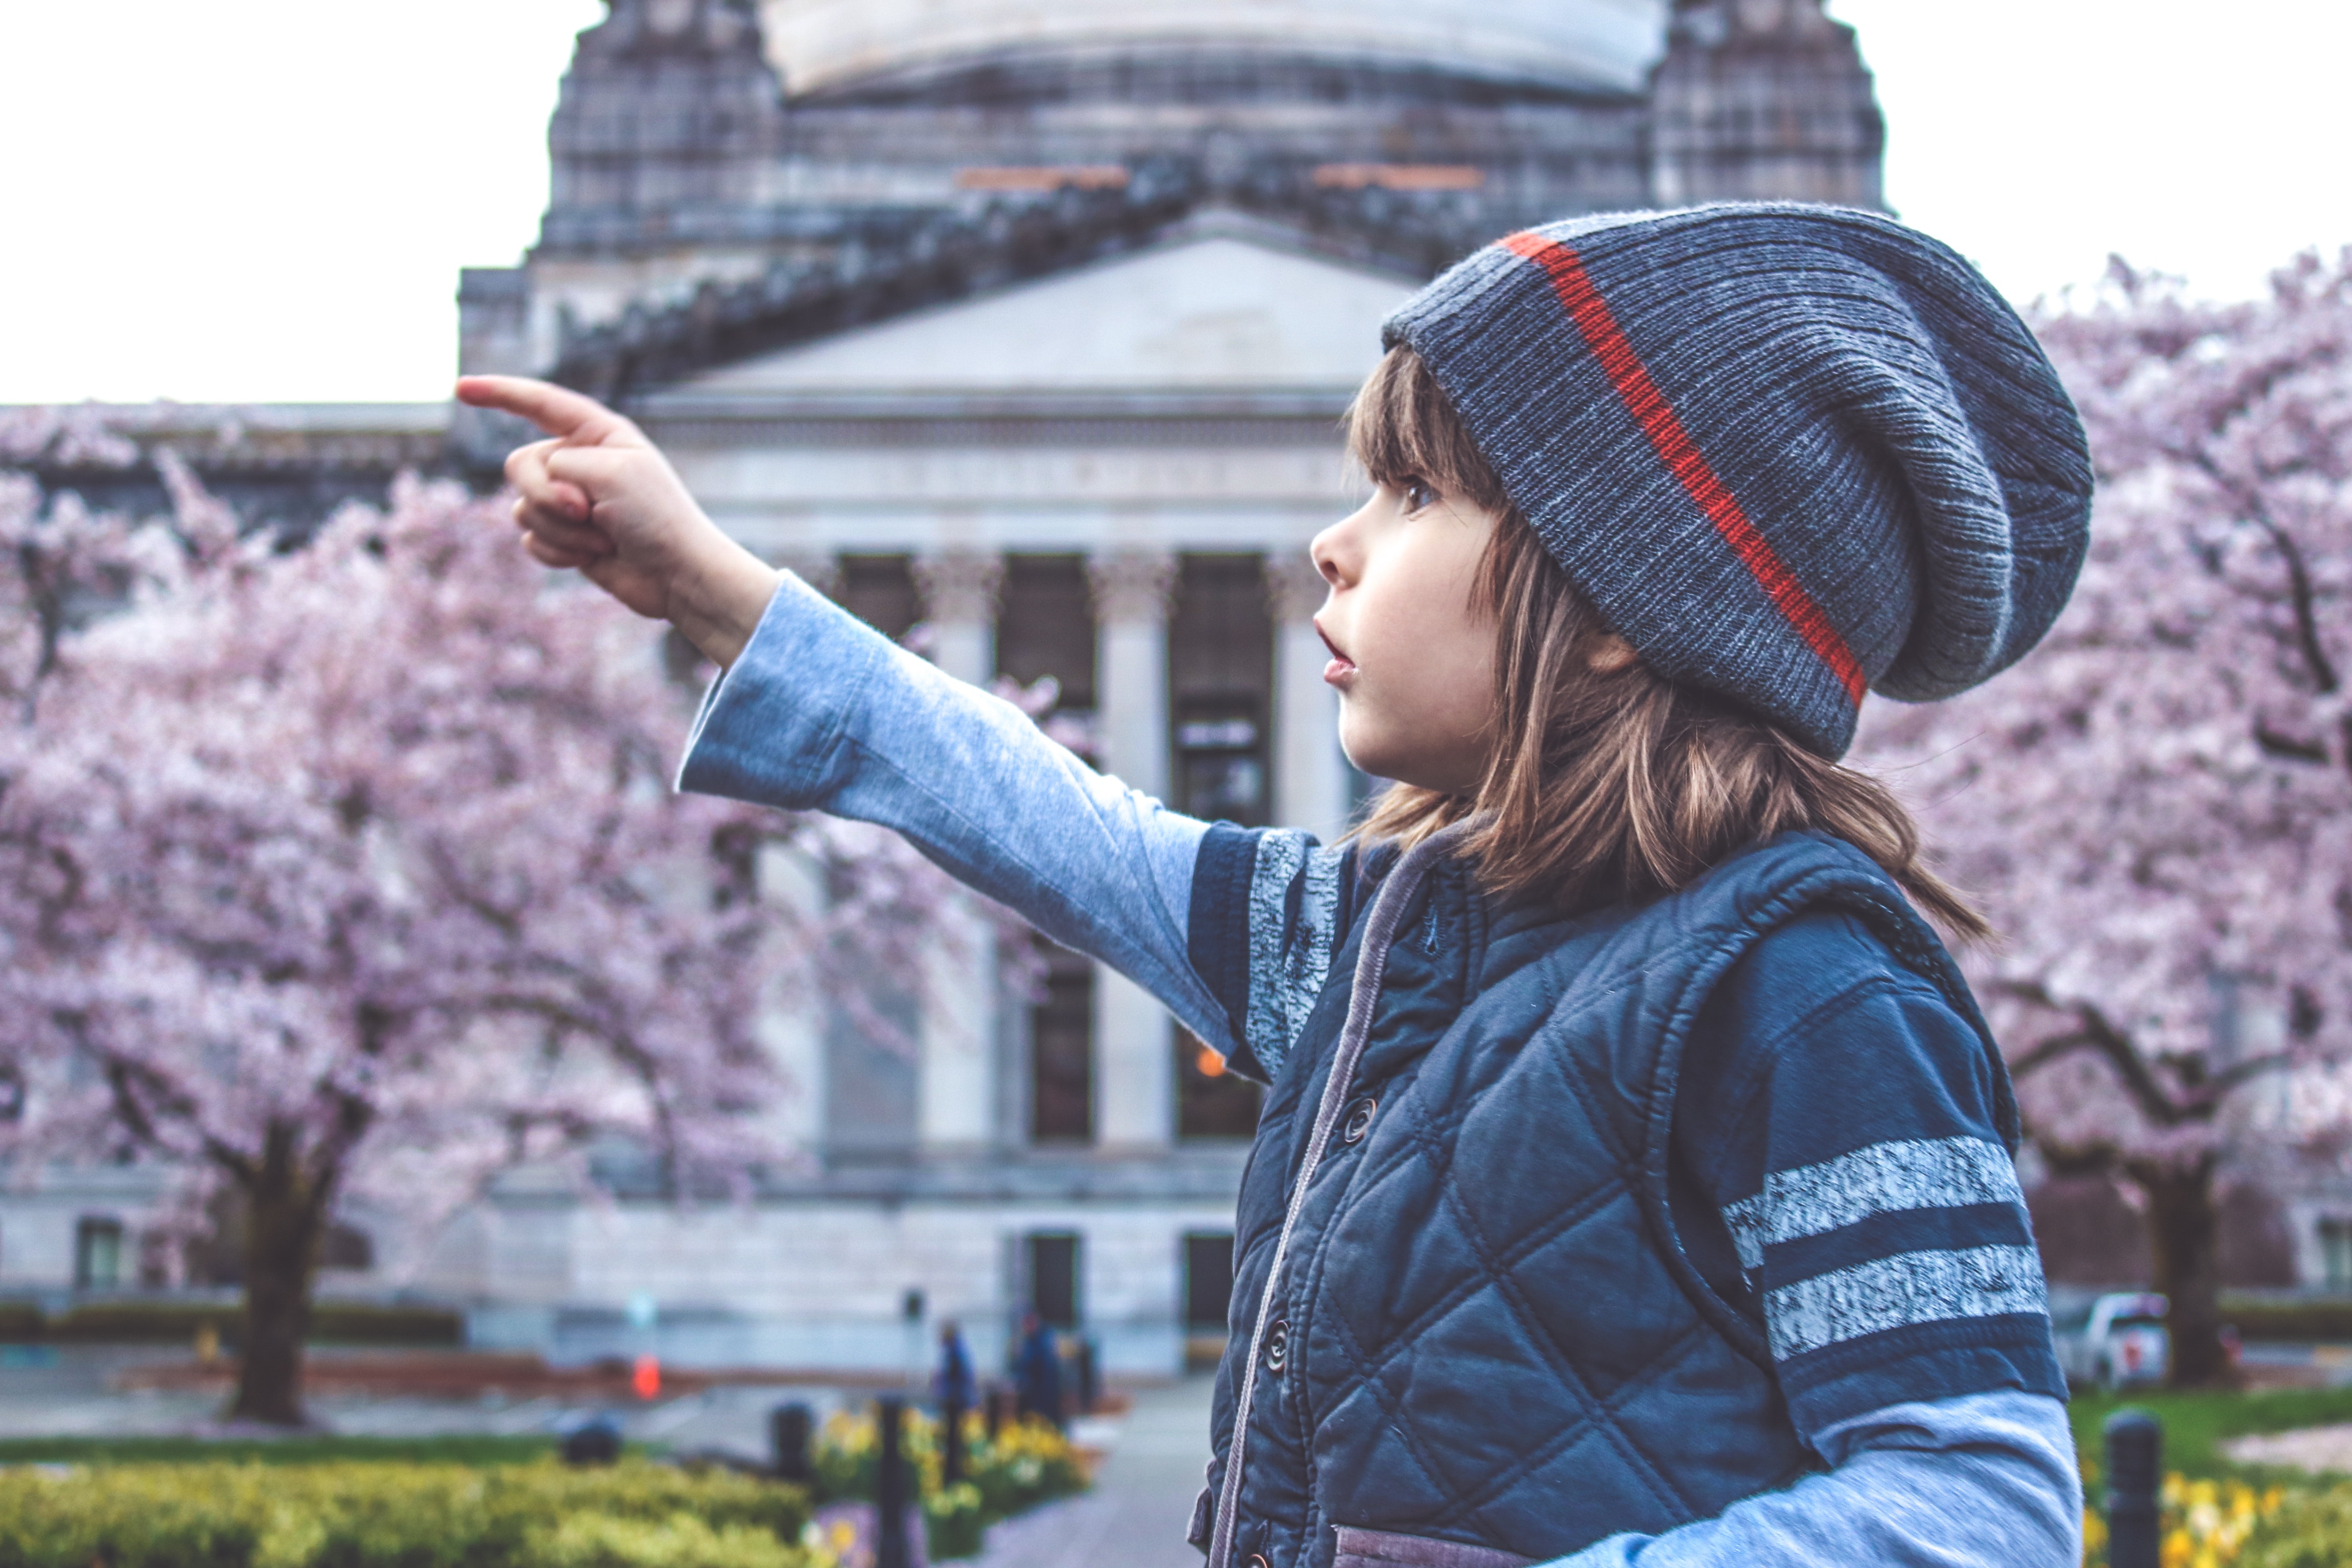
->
[757, 0, 1671, 100]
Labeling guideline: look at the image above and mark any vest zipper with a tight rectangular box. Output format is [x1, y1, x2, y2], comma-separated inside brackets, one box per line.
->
[1207, 824, 1469, 1568]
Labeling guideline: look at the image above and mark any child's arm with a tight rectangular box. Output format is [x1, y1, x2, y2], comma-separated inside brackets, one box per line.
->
[1543, 1390, 2079, 1566]
[678, 567, 1233, 1051]
[1555, 912, 2082, 1567]
[455, 376, 1251, 1055]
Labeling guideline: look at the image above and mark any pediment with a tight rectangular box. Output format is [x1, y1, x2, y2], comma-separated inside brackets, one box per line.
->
[666, 234, 1418, 396]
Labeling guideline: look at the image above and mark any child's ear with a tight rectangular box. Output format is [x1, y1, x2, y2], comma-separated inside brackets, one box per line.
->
[1587, 635, 1640, 674]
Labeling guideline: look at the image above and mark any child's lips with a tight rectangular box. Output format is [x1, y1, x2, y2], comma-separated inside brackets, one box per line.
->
[1317, 623, 1356, 684]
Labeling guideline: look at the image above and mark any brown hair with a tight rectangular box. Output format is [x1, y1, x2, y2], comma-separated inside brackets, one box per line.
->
[1346, 346, 1989, 943]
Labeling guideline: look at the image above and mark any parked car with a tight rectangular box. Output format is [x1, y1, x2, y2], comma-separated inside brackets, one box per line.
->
[2052, 1291, 2171, 1390]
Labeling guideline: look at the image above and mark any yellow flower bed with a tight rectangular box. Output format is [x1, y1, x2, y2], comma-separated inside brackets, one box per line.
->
[2083, 1475, 2295, 1568]
[811, 1406, 1090, 1558]
[0, 1457, 818, 1568]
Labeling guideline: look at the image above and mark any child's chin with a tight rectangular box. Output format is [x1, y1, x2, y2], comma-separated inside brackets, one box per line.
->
[1337, 727, 1407, 789]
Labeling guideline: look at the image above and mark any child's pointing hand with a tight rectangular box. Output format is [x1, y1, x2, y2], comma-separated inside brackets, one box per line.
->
[456, 376, 778, 667]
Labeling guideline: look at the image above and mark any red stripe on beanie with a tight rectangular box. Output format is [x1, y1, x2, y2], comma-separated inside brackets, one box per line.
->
[1499, 232, 1869, 706]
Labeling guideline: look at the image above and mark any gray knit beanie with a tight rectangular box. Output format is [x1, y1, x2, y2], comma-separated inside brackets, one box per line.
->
[1381, 203, 2094, 759]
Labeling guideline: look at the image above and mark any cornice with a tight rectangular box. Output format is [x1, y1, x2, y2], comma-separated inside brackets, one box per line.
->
[550, 168, 1494, 405]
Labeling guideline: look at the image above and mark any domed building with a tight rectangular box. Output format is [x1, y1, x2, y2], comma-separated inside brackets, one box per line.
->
[3, 0, 1887, 1375]
[459, 0, 1882, 396]
[439, 0, 1888, 1379]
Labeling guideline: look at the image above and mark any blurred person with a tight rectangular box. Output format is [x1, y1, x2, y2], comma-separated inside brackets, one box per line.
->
[934, 1317, 976, 1412]
[1012, 1307, 1063, 1431]
[462, 203, 2088, 1568]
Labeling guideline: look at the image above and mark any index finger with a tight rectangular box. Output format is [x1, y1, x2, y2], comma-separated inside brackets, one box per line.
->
[456, 376, 636, 444]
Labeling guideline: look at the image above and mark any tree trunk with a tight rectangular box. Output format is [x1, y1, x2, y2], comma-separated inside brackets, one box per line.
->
[2125, 1153, 2232, 1388]
[228, 1129, 327, 1426]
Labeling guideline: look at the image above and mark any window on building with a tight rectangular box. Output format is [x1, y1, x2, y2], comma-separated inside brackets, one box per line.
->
[996, 555, 1097, 716]
[825, 988, 921, 1161]
[1169, 555, 1273, 825]
[823, 846, 923, 1161]
[1027, 1232, 1081, 1330]
[74, 1217, 124, 1290]
[1177, 1029, 1262, 1139]
[2321, 1218, 2352, 1291]
[1030, 946, 1095, 1143]
[836, 555, 922, 642]
[1184, 1232, 1236, 1331]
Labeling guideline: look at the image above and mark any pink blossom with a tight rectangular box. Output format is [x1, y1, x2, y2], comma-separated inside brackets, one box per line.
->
[0, 468, 966, 1240]
[1852, 251, 2352, 1379]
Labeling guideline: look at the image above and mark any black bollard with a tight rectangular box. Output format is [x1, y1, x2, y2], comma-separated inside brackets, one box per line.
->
[877, 1395, 912, 1568]
[984, 1384, 1007, 1445]
[769, 1401, 814, 1483]
[942, 1391, 968, 1488]
[2104, 1408, 2162, 1568]
[1076, 1336, 1099, 1415]
[562, 1414, 622, 1467]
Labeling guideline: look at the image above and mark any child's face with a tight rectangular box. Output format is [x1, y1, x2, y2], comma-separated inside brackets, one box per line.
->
[1309, 482, 1499, 794]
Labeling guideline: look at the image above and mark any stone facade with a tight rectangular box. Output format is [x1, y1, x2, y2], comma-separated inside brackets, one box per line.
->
[3, 0, 1905, 1375]
[454, 0, 1882, 418]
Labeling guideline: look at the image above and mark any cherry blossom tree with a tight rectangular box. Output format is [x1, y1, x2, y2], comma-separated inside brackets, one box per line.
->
[1855, 251, 2352, 1385]
[0, 468, 958, 1425]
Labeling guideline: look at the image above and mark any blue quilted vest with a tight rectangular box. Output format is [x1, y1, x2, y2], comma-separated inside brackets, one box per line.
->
[1192, 830, 2012, 1568]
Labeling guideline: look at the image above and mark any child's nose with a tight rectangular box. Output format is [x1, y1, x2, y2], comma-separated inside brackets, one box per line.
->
[1309, 520, 1352, 588]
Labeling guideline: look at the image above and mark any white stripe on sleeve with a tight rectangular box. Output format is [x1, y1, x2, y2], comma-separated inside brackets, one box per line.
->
[1722, 1136, 2022, 1271]
[1766, 1244, 2047, 1360]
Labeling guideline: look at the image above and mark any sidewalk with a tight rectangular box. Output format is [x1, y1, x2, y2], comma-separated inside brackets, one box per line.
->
[0, 1346, 856, 1446]
[974, 1377, 1214, 1568]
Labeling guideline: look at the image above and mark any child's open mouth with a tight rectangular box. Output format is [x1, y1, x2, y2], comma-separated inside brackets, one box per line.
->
[1317, 623, 1356, 684]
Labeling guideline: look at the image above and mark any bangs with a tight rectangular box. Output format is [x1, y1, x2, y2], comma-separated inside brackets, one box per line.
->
[1345, 346, 1514, 517]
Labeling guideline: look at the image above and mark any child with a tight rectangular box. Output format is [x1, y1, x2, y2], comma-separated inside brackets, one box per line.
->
[460, 203, 2092, 1568]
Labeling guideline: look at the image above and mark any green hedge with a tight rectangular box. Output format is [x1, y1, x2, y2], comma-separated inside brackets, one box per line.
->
[0, 1436, 558, 1469]
[0, 1301, 461, 1346]
[0, 1459, 815, 1568]
[2223, 1297, 2352, 1344]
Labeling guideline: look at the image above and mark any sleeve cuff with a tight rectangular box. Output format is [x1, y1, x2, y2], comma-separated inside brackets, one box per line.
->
[1779, 1316, 2067, 1442]
[674, 569, 881, 808]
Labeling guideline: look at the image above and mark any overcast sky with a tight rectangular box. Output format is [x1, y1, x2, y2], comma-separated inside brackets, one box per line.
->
[1, 0, 2344, 405]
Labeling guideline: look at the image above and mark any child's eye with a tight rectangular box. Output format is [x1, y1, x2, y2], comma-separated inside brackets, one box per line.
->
[1400, 479, 1436, 514]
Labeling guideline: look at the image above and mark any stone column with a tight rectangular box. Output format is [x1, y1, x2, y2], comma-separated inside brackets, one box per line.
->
[1265, 551, 1351, 837]
[912, 549, 1001, 687]
[911, 549, 1005, 1154]
[1087, 549, 1178, 1153]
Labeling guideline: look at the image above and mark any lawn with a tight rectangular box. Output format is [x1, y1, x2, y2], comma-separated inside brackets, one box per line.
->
[0, 1434, 562, 1467]
[2071, 1387, 2352, 1481]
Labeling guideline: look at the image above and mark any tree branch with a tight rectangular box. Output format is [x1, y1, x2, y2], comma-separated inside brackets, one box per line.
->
[101, 1055, 258, 1184]
[1995, 984, 2206, 1128]
[2183, 449, 2341, 697]
[2206, 1050, 2296, 1099]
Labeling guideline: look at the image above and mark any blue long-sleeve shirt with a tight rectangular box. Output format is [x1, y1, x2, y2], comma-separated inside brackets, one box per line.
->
[678, 570, 2083, 1568]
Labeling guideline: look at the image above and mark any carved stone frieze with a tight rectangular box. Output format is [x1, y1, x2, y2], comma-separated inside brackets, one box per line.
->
[912, 548, 1006, 626]
[1087, 548, 1179, 625]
